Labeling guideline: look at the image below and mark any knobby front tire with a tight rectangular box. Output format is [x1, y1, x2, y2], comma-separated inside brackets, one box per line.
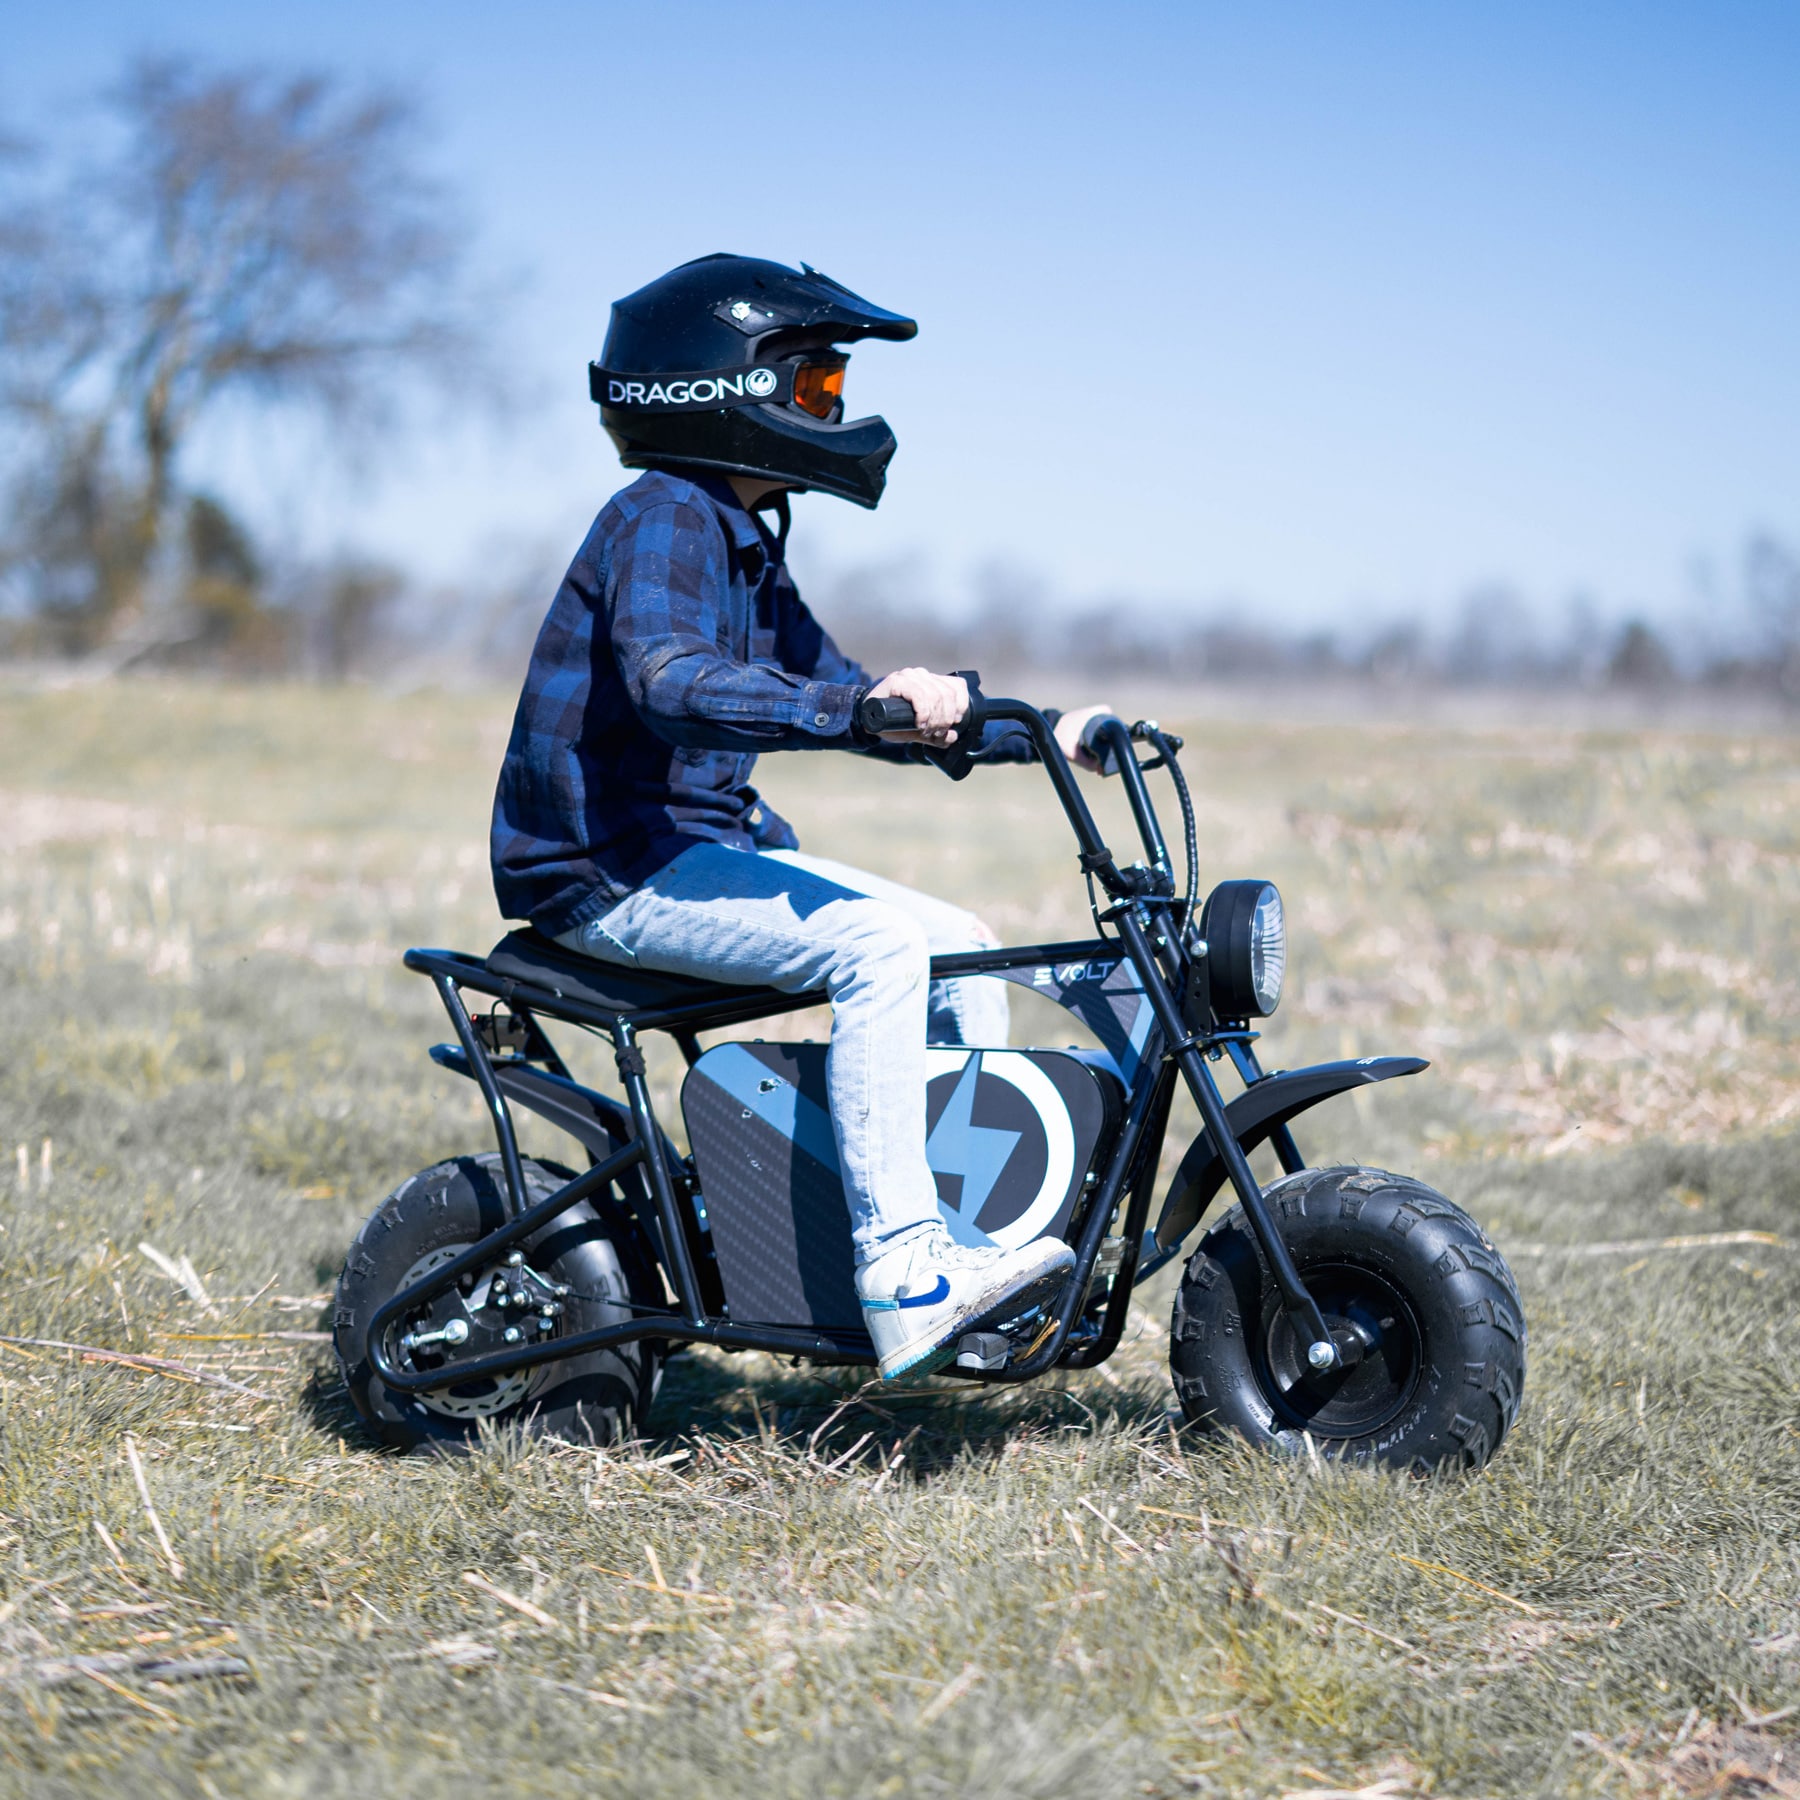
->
[1169, 1166, 1526, 1473]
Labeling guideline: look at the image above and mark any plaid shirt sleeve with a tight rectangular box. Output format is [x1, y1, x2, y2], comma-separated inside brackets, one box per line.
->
[610, 497, 867, 748]
[766, 561, 1041, 766]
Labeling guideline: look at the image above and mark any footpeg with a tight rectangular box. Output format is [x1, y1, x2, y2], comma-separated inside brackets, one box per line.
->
[954, 1331, 1011, 1372]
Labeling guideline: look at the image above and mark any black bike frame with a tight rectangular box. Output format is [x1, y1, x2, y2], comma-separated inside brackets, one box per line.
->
[364, 695, 1343, 1399]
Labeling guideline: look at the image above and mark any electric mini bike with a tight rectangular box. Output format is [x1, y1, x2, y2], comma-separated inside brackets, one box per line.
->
[333, 690, 1526, 1471]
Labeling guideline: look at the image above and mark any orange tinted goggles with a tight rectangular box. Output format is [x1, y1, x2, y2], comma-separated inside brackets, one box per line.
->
[792, 359, 847, 420]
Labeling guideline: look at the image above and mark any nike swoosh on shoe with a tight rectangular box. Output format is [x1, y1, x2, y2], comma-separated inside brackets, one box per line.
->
[895, 1275, 952, 1309]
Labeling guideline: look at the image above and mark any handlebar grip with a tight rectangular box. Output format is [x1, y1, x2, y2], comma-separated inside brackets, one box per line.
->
[858, 695, 918, 735]
[1080, 711, 1126, 776]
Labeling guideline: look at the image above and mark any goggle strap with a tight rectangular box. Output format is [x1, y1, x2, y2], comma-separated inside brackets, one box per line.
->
[590, 364, 796, 412]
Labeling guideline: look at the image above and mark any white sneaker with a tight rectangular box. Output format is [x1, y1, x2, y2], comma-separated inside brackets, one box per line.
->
[856, 1229, 1077, 1380]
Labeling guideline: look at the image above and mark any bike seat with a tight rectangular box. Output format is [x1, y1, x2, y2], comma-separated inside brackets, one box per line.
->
[484, 929, 788, 1016]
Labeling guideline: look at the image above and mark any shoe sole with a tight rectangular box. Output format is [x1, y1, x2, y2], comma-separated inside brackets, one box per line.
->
[877, 1258, 1075, 1381]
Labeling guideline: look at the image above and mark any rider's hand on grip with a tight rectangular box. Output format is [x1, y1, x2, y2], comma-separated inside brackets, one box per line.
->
[860, 669, 982, 747]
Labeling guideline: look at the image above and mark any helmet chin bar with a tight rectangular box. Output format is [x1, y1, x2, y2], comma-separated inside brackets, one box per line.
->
[606, 403, 899, 510]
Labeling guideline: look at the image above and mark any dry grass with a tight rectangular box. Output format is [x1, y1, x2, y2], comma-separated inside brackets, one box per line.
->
[0, 676, 1797, 1797]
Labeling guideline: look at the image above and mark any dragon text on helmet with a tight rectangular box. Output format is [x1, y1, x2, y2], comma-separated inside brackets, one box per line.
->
[611, 374, 739, 406]
[602, 365, 783, 408]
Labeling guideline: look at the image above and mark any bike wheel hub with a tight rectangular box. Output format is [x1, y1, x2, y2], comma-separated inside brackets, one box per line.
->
[388, 1243, 556, 1421]
[1262, 1262, 1422, 1438]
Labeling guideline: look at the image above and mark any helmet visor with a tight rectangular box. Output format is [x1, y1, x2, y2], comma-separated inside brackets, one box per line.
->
[792, 358, 847, 420]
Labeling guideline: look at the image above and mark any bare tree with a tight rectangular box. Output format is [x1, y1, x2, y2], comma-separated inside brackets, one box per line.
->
[0, 57, 485, 652]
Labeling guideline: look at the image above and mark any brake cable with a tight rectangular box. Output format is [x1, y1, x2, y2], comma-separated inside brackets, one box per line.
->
[1081, 722, 1194, 943]
[1146, 727, 1198, 939]
[1084, 865, 1117, 942]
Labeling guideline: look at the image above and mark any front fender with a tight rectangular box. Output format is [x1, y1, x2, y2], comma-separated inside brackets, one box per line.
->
[1152, 1056, 1427, 1252]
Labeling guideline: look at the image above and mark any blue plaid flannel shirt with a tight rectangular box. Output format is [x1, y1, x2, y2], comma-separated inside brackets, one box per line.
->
[491, 470, 1035, 938]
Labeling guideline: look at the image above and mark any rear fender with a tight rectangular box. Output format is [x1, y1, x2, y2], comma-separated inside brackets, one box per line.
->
[429, 1047, 677, 1268]
[1152, 1056, 1427, 1252]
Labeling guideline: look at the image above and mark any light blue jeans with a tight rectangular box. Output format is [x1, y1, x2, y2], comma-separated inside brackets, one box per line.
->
[557, 844, 1010, 1262]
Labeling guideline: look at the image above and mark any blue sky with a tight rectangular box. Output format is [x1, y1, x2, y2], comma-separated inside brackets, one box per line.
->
[8, 2, 1799, 634]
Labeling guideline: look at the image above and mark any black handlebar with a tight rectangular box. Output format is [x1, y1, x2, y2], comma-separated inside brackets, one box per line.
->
[858, 686, 1173, 783]
[856, 680, 994, 742]
[854, 682, 1185, 908]
[858, 689, 1129, 764]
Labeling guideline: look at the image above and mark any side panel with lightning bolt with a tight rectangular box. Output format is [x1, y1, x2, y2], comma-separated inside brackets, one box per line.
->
[681, 1042, 1122, 1330]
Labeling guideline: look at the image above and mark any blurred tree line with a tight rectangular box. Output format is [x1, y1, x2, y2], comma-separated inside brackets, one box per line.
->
[0, 56, 481, 672]
[803, 539, 1800, 706]
[1, 54, 1795, 704]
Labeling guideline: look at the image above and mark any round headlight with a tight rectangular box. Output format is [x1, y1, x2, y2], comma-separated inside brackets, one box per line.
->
[1198, 879, 1286, 1018]
[1248, 883, 1286, 1014]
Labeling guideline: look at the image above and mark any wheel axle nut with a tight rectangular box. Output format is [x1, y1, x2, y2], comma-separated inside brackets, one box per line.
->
[400, 1316, 471, 1353]
[1307, 1340, 1337, 1370]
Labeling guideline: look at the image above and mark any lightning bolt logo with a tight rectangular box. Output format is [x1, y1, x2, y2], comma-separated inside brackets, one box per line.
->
[926, 1054, 1021, 1227]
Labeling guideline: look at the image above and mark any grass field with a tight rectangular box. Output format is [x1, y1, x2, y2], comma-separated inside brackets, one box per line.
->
[1, 677, 1796, 1798]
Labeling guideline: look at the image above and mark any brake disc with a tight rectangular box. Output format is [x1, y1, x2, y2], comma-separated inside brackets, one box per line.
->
[389, 1244, 533, 1422]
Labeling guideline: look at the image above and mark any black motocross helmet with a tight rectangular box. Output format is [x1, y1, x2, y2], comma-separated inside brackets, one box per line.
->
[590, 254, 917, 509]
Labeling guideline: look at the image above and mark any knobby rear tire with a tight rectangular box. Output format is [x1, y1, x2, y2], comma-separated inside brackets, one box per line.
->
[1169, 1165, 1526, 1473]
[333, 1153, 664, 1453]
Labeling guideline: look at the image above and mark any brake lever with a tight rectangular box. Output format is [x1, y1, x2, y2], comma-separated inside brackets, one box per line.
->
[922, 670, 986, 780]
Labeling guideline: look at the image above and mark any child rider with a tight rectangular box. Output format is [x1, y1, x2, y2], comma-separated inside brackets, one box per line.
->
[491, 254, 1113, 1380]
